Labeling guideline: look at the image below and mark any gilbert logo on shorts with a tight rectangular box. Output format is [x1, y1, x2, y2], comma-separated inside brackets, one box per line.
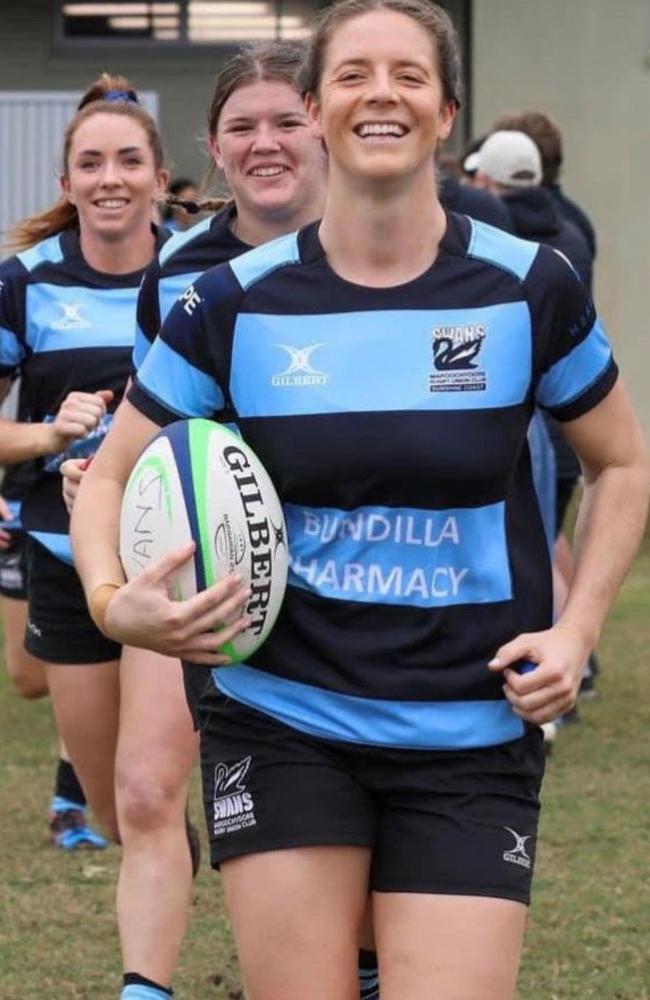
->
[502, 827, 532, 870]
[51, 302, 91, 330]
[212, 755, 256, 837]
[271, 343, 329, 387]
[429, 323, 487, 393]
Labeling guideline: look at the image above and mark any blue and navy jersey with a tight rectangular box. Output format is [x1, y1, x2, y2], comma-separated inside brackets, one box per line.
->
[1, 383, 38, 506]
[0, 227, 166, 563]
[133, 204, 247, 372]
[130, 212, 617, 751]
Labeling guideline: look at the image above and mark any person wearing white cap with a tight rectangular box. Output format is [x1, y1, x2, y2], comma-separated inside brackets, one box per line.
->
[474, 130, 591, 288]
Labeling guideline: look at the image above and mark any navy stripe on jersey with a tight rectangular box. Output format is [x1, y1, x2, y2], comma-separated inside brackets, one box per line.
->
[133, 206, 247, 372]
[0, 227, 166, 562]
[130, 212, 617, 750]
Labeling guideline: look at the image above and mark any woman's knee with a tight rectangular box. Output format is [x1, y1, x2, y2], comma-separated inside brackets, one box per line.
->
[5, 648, 48, 699]
[116, 765, 186, 835]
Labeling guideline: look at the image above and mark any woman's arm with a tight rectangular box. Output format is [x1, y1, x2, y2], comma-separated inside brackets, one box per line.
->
[71, 398, 250, 664]
[0, 387, 113, 464]
[489, 380, 650, 724]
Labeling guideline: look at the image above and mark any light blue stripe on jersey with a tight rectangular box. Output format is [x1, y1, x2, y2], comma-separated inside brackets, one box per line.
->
[229, 231, 300, 291]
[467, 218, 538, 282]
[121, 986, 171, 1000]
[159, 214, 212, 268]
[213, 665, 525, 749]
[285, 501, 512, 609]
[17, 234, 64, 272]
[231, 303, 531, 418]
[132, 320, 151, 370]
[29, 530, 73, 565]
[0, 323, 24, 367]
[137, 336, 224, 416]
[536, 319, 612, 409]
[25, 285, 136, 353]
[158, 270, 203, 326]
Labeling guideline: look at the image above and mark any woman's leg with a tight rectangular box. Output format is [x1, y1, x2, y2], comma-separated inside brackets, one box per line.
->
[221, 845, 371, 1000]
[373, 892, 526, 1000]
[44, 659, 121, 840]
[0, 595, 48, 698]
[115, 646, 199, 988]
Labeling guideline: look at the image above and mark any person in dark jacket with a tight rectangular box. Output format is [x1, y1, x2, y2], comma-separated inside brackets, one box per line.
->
[438, 154, 513, 232]
[473, 130, 592, 288]
[492, 110, 597, 259]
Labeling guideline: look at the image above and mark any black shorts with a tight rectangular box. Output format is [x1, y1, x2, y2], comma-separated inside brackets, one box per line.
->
[24, 538, 121, 665]
[0, 531, 28, 599]
[555, 475, 580, 536]
[199, 692, 545, 905]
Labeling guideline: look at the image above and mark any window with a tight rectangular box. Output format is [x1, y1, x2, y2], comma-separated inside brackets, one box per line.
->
[60, 1, 319, 46]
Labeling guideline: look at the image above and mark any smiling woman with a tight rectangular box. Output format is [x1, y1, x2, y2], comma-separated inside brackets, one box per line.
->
[67, 6, 649, 1000]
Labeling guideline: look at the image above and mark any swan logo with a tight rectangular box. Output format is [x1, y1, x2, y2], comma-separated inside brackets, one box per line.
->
[212, 755, 257, 837]
[429, 323, 487, 392]
[503, 827, 532, 870]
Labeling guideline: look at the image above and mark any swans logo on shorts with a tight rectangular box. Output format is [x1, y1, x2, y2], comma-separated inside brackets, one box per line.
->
[502, 827, 532, 870]
[212, 755, 257, 837]
[429, 323, 487, 393]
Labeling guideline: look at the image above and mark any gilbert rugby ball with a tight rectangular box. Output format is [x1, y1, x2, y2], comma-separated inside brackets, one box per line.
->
[119, 418, 288, 662]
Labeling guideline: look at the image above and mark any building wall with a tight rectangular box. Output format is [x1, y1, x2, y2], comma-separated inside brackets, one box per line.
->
[0, 1, 228, 188]
[472, 0, 650, 433]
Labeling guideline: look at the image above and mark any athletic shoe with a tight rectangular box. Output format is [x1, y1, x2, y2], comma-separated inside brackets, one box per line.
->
[49, 808, 108, 850]
[185, 811, 201, 878]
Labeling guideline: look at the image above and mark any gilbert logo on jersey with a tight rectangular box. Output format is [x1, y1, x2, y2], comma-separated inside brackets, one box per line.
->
[429, 323, 487, 393]
[51, 302, 91, 330]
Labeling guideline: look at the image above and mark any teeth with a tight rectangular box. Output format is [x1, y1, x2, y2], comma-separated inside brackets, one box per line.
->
[357, 123, 406, 138]
[96, 199, 127, 208]
[251, 166, 286, 177]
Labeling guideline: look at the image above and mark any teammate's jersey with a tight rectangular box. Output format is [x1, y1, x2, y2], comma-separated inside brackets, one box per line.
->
[130, 213, 617, 751]
[1, 384, 38, 508]
[0, 227, 165, 563]
[133, 205, 247, 372]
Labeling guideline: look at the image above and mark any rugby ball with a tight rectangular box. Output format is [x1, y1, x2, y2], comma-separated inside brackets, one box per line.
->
[119, 418, 288, 662]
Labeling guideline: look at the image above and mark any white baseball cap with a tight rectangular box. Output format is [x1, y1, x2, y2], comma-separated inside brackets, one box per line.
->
[476, 130, 542, 187]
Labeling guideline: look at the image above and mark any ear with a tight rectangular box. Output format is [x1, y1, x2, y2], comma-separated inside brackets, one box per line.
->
[155, 168, 170, 201]
[208, 134, 224, 171]
[305, 93, 324, 140]
[60, 173, 75, 206]
[437, 100, 457, 144]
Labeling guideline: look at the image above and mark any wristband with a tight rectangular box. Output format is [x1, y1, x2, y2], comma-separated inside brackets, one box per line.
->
[88, 583, 121, 635]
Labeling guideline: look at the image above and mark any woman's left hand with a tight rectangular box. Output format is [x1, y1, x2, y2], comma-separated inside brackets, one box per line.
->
[488, 623, 592, 724]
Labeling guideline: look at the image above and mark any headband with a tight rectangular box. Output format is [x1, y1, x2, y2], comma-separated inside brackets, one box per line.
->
[104, 90, 138, 104]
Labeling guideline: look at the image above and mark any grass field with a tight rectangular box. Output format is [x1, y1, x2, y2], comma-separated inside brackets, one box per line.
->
[1, 548, 649, 999]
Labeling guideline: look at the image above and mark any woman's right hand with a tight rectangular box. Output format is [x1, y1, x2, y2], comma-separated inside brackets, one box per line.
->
[0, 495, 14, 551]
[61, 458, 90, 515]
[46, 389, 114, 453]
[102, 543, 252, 664]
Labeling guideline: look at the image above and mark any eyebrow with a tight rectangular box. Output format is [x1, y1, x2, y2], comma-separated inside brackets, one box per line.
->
[75, 145, 145, 156]
[222, 112, 306, 124]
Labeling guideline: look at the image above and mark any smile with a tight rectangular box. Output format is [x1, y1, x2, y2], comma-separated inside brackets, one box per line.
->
[249, 166, 288, 177]
[93, 198, 129, 209]
[355, 122, 408, 138]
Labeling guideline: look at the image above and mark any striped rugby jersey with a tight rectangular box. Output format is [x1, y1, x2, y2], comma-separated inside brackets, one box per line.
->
[0, 228, 165, 563]
[130, 212, 617, 751]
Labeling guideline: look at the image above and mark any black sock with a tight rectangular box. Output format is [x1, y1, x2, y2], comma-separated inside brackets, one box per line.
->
[123, 973, 173, 996]
[358, 949, 380, 999]
[54, 758, 86, 808]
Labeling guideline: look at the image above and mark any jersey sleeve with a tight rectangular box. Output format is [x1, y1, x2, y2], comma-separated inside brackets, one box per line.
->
[128, 263, 238, 427]
[132, 258, 162, 373]
[0, 258, 28, 377]
[530, 247, 617, 421]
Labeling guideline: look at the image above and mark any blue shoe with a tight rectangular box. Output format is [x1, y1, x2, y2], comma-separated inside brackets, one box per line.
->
[49, 805, 108, 850]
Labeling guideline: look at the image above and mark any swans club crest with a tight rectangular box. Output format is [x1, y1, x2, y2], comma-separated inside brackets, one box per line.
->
[429, 323, 487, 392]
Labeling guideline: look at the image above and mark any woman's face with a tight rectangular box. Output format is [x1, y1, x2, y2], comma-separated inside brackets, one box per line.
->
[308, 9, 455, 186]
[210, 79, 326, 224]
[62, 112, 167, 241]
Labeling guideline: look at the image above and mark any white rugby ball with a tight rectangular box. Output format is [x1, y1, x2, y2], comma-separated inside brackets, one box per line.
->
[119, 418, 288, 662]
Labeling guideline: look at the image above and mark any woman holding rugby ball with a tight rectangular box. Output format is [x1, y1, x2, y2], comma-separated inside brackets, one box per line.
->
[72, 2, 649, 997]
